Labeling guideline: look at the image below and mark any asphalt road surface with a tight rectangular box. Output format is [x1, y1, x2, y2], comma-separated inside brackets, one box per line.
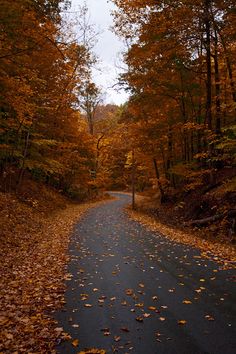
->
[55, 193, 236, 354]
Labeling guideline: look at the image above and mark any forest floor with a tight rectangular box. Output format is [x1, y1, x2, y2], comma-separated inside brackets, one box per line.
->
[0, 180, 110, 353]
[134, 167, 236, 248]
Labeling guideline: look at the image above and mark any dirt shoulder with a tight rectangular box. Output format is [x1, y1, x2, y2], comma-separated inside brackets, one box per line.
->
[0, 189, 111, 353]
[127, 205, 236, 270]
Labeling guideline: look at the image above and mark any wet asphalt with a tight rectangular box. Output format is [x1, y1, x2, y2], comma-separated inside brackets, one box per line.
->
[55, 193, 236, 354]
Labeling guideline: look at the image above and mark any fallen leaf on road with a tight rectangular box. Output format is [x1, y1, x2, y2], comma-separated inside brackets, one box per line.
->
[148, 306, 156, 311]
[114, 336, 121, 342]
[178, 320, 187, 325]
[72, 339, 79, 347]
[121, 327, 130, 332]
[125, 289, 134, 296]
[182, 300, 192, 304]
[72, 323, 80, 328]
[136, 316, 143, 322]
[143, 313, 151, 318]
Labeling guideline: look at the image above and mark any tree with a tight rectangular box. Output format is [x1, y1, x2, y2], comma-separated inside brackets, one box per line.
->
[0, 0, 98, 198]
[112, 0, 236, 199]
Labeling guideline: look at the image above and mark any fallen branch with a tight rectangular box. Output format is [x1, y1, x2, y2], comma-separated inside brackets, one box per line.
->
[189, 209, 236, 227]
[190, 214, 223, 226]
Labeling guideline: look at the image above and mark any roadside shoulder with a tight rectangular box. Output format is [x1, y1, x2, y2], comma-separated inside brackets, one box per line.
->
[126, 207, 236, 269]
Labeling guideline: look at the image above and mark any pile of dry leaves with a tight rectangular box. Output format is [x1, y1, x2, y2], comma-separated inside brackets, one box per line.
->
[0, 191, 104, 353]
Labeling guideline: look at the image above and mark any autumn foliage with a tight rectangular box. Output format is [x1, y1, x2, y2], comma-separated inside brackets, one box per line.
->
[108, 0, 236, 236]
[0, 0, 97, 199]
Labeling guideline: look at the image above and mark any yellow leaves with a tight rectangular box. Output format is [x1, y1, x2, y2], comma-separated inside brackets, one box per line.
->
[178, 320, 187, 325]
[182, 300, 192, 304]
[136, 316, 143, 322]
[72, 339, 79, 347]
[205, 315, 215, 321]
[148, 306, 157, 311]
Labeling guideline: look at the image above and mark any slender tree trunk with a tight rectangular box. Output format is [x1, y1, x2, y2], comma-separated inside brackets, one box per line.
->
[131, 149, 135, 209]
[213, 29, 221, 134]
[17, 130, 30, 189]
[166, 127, 173, 170]
[153, 158, 165, 203]
[204, 0, 212, 130]
[213, 21, 236, 105]
[160, 145, 167, 178]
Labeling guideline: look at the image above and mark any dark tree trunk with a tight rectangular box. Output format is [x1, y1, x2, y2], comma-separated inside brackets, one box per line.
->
[212, 20, 221, 134]
[153, 158, 165, 203]
[204, 0, 212, 130]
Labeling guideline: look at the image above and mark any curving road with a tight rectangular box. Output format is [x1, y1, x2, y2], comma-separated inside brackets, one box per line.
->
[55, 193, 236, 354]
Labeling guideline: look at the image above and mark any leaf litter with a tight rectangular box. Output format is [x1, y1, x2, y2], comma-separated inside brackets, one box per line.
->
[0, 192, 107, 353]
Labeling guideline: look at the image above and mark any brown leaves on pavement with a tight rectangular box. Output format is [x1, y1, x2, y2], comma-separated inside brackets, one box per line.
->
[127, 208, 236, 268]
[0, 192, 106, 353]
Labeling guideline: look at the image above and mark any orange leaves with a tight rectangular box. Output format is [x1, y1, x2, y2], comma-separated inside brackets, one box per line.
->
[182, 300, 192, 305]
[125, 288, 134, 296]
[72, 339, 79, 347]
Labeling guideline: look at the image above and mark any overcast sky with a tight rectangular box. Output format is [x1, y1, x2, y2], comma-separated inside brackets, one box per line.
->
[70, 0, 129, 105]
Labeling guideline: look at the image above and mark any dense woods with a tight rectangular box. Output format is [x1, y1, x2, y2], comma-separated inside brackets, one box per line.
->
[109, 0, 236, 238]
[1, 1, 236, 352]
[0, 0, 235, 233]
[0, 0, 99, 199]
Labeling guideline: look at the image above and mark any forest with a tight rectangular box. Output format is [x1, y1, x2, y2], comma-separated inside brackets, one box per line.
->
[1, 0, 235, 238]
[0, 0, 236, 352]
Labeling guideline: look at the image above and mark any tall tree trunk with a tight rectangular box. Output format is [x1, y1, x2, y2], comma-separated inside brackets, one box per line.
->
[153, 158, 165, 203]
[166, 126, 173, 170]
[204, 0, 212, 130]
[213, 20, 236, 105]
[131, 149, 136, 209]
[213, 28, 221, 134]
[17, 130, 30, 189]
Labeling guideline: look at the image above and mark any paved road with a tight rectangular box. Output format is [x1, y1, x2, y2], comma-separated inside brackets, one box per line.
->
[55, 193, 236, 354]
